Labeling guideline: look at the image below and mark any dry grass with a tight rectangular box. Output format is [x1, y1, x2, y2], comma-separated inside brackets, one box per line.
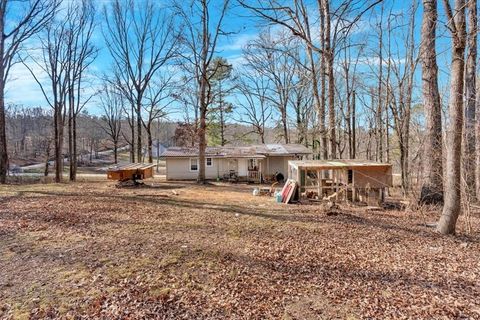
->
[0, 180, 479, 319]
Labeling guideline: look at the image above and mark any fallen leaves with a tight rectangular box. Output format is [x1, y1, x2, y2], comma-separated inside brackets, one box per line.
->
[0, 181, 479, 319]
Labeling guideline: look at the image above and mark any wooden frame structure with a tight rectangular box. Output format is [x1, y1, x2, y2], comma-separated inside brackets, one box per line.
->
[107, 164, 156, 182]
[288, 160, 393, 205]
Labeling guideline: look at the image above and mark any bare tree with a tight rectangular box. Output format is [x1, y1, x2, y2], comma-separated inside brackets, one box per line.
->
[375, 5, 385, 162]
[99, 83, 123, 164]
[339, 42, 362, 159]
[420, 0, 443, 204]
[386, 0, 418, 194]
[172, 77, 199, 148]
[243, 30, 297, 144]
[65, 0, 97, 181]
[24, 0, 95, 183]
[239, 0, 383, 159]
[175, 0, 230, 183]
[142, 74, 174, 163]
[463, 0, 477, 198]
[235, 68, 272, 143]
[289, 52, 312, 146]
[23, 8, 72, 182]
[103, 0, 178, 163]
[0, 0, 57, 183]
[437, 0, 467, 235]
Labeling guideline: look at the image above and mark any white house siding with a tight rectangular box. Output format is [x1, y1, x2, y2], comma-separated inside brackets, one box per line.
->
[166, 157, 222, 180]
[267, 156, 294, 176]
[166, 156, 297, 180]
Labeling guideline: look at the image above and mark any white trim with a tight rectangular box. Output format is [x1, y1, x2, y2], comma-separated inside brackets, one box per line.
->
[189, 158, 199, 172]
[206, 157, 213, 167]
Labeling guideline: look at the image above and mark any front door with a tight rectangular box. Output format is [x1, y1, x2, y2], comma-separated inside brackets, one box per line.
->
[238, 159, 248, 177]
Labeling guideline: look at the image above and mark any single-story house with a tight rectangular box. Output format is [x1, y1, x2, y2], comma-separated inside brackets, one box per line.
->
[161, 144, 311, 182]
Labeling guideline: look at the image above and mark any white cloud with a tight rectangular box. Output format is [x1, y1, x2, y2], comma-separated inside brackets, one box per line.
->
[226, 55, 247, 69]
[218, 33, 258, 52]
[5, 62, 50, 107]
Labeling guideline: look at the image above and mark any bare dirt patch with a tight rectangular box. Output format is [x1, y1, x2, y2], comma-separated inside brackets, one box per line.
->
[1, 180, 479, 319]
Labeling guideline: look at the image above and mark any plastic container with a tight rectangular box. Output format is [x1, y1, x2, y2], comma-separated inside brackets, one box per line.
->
[275, 192, 283, 203]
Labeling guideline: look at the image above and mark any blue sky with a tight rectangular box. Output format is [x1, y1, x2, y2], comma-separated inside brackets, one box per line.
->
[5, 0, 458, 125]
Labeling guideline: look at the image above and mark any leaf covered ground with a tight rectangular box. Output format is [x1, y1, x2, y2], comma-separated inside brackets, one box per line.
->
[0, 180, 479, 319]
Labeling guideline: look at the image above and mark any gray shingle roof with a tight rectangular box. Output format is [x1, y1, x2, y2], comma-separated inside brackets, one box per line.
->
[161, 144, 311, 158]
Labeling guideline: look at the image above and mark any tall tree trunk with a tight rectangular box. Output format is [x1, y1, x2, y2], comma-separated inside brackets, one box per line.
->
[136, 98, 142, 163]
[464, 0, 477, 199]
[476, 66, 480, 198]
[0, 13, 7, 184]
[54, 104, 64, 183]
[0, 80, 6, 184]
[327, 53, 335, 158]
[420, 0, 444, 204]
[385, 89, 391, 163]
[342, 48, 353, 159]
[282, 107, 289, 144]
[385, 14, 393, 165]
[319, 3, 327, 159]
[304, 15, 324, 159]
[347, 90, 352, 159]
[113, 140, 118, 164]
[72, 115, 77, 179]
[197, 0, 208, 184]
[401, 0, 416, 194]
[130, 104, 135, 162]
[44, 140, 50, 177]
[377, 11, 384, 162]
[220, 96, 226, 146]
[68, 96, 75, 181]
[147, 124, 153, 163]
[400, 137, 409, 194]
[322, 0, 335, 158]
[352, 90, 356, 159]
[198, 105, 207, 182]
[437, 0, 466, 234]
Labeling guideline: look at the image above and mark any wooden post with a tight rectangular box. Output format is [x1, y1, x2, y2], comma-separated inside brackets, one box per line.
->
[266, 157, 270, 179]
[259, 160, 262, 183]
[334, 169, 338, 201]
[352, 169, 356, 202]
[317, 169, 321, 200]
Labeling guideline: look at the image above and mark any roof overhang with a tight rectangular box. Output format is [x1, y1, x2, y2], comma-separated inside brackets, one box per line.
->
[288, 160, 392, 170]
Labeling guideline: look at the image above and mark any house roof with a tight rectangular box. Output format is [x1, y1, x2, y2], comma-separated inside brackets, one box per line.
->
[288, 159, 392, 170]
[161, 144, 311, 158]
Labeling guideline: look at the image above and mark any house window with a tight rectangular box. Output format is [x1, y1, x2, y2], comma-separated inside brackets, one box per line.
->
[348, 169, 353, 184]
[206, 158, 213, 167]
[190, 158, 198, 171]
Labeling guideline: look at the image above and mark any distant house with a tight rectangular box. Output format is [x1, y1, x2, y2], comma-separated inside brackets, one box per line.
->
[161, 144, 311, 182]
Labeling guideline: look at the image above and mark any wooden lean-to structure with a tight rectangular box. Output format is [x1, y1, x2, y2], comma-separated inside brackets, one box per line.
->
[107, 163, 156, 183]
[288, 160, 392, 205]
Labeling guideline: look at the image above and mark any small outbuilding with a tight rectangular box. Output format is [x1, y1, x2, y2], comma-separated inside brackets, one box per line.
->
[288, 160, 393, 205]
[107, 163, 156, 182]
